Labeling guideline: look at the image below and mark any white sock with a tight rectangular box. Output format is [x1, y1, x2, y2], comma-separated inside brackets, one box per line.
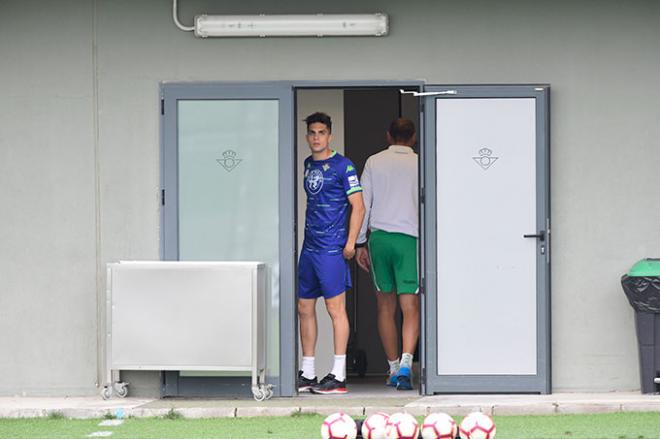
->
[388, 358, 400, 375]
[330, 355, 346, 382]
[400, 352, 414, 370]
[302, 356, 315, 379]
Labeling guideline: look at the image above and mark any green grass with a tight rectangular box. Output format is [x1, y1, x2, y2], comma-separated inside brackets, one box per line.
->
[162, 408, 183, 420]
[46, 411, 65, 420]
[1, 412, 660, 438]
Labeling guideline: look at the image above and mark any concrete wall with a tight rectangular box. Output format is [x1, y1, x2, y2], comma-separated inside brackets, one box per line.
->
[1, 0, 660, 395]
[0, 1, 98, 396]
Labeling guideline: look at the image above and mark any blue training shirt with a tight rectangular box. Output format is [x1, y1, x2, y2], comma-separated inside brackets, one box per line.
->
[303, 151, 363, 254]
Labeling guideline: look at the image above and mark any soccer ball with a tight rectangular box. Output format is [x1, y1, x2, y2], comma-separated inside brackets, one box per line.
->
[384, 412, 419, 439]
[458, 412, 496, 439]
[421, 412, 457, 439]
[362, 412, 390, 439]
[321, 412, 357, 439]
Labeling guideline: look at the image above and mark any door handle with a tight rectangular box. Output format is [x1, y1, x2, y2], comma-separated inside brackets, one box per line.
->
[523, 231, 545, 241]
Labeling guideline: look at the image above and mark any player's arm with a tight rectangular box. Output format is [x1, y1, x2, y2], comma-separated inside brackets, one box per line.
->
[344, 192, 365, 260]
[355, 159, 372, 271]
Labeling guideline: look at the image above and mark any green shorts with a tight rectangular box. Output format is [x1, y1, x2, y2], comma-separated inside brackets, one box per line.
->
[368, 229, 419, 294]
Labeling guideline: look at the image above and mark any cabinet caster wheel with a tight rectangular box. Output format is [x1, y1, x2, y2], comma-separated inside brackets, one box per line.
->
[113, 382, 129, 398]
[252, 388, 266, 402]
[101, 386, 113, 400]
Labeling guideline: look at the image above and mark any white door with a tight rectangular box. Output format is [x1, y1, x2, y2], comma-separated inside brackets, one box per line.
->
[422, 85, 550, 393]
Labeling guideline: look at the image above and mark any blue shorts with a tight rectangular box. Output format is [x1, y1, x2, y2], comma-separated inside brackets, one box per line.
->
[298, 250, 351, 300]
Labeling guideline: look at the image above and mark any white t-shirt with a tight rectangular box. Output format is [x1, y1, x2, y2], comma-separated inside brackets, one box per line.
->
[357, 145, 418, 244]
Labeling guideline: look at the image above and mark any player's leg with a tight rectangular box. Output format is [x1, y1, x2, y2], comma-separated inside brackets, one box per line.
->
[298, 297, 318, 357]
[311, 253, 351, 394]
[376, 292, 399, 385]
[297, 251, 321, 391]
[399, 295, 420, 355]
[310, 292, 349, 394]
[397, 293, 420, 390]
[392, 233, 420, 391]
[325, 292, 350, 357]
[368, 231, 399, 385]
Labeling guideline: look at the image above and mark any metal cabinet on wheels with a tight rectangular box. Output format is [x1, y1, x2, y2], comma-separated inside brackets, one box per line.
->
[101, 261, 272, 401]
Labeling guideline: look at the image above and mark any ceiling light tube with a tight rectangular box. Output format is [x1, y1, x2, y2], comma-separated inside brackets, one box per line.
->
[194, 14, 389, 38]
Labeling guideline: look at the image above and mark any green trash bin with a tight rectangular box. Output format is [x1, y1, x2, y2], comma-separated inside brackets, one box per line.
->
[621, 258, 660, 394]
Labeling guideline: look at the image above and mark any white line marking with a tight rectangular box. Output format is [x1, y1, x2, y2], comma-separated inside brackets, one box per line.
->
[87, 432, 113, 437]
[98, 419, 124, 427]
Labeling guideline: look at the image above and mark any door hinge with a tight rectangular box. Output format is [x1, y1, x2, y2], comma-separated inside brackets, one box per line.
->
[160, 98, 164, 115]
[161, 189, 165, 206]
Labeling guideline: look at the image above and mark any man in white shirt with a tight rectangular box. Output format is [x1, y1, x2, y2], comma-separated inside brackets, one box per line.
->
[355, 118, 419, 391]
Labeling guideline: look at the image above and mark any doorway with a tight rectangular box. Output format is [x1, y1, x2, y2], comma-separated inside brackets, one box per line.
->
[159, 81, 551, 398]
[295, 86, 422, 395]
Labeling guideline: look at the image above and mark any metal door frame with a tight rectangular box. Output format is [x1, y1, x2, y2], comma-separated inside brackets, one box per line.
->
[159, 81, 549, 397]
[291, 80, 424, 395]
[422, 84, 551, 394]
[292, 81, 424, 392]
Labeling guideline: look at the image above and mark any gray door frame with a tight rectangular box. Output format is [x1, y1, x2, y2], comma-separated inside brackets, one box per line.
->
[160, 82, 295, 397]
[160, 81, 550, 397]
[422, 84, 551, 394]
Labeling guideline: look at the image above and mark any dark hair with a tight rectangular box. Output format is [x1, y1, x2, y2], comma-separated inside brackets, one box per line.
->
[388, 118, 416, 143]
[304, 112, 332, 132]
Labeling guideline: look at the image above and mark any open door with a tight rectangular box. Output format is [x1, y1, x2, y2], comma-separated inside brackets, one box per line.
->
[422, 85, 550, 393]
[160, 83, 296, 397]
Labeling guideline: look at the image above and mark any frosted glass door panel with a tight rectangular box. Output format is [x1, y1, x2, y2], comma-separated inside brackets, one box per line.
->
[178, 100, 279, 267]
[436, 98, 537, 375]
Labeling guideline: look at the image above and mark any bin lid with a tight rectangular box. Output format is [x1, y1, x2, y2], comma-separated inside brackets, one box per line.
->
[628, 258, 660, 277]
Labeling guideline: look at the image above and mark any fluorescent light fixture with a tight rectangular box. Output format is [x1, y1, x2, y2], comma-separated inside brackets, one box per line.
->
[193, 14, 389, 38]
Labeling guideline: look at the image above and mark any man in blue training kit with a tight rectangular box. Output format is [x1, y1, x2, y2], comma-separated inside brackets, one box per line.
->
[297, 112, 365, 395]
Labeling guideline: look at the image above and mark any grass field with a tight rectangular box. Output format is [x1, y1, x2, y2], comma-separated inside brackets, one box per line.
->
[1, 411, 660, 438]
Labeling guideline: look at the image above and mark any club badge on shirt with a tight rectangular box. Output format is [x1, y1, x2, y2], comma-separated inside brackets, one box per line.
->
[306, 169, 324, 194]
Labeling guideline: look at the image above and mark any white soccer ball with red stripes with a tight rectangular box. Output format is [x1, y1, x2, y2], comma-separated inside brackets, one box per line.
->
[361, 412, 390, 439]
[384, 412, 420, 439]
[458, 412, 496, 439]
[421, 412, 457, 439]
[320, 412, 357, 439]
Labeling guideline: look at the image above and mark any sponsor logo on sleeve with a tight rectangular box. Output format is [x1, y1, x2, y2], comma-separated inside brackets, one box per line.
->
[347, 175, 359, 188]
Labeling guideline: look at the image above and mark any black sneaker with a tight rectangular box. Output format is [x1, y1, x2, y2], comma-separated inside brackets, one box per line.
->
[310, 373, 348, 395]
[298, 370, 318, 392]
